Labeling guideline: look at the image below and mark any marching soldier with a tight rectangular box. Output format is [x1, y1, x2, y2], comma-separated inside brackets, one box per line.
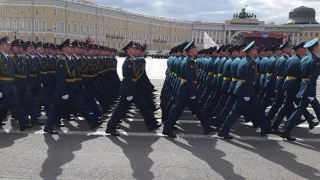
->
[0, 37, 32, 131]
[162, 41, 213, 138]
[281, 38, 320, 141]
[218, 41, 271, 139]
[254, 47, 266, 96]
[271, 42, 316, 134]
[44, 39, 102, 134]
[106, 41, 161, 136]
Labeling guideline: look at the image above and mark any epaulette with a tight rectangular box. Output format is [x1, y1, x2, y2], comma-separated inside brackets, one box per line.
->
[10, 54, 15, 58]
[71, 56, 75, 60]
[61, 56, 66, 61]
[25, 55, 29, 59]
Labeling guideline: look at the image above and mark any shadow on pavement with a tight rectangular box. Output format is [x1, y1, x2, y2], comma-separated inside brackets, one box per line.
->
[39, 134, 97, 180]
[226, 139, 320, 180]
[169, 138, 246, 180]
[0, 133, 28, 150]
[109, 136, 159, 180]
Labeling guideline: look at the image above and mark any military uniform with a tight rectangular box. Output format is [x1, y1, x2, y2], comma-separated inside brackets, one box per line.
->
[0, 37, 32, 131]
[106, 41, 161, 136]
[218, 41, 271, 139]
[162, 41, 213, 138]
[281, 38, 320, 141]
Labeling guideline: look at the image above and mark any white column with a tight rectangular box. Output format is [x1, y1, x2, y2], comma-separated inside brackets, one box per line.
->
[297, 33, 300, 45]
[215, 30, 218, 42]
[223, 30, 227, 44]
[219, 30, 222, 44]
[291, 33, 295, 45]
[228, 31, 231, 44]
[195, 30, 198, 43]
[211, 30, 213, 39]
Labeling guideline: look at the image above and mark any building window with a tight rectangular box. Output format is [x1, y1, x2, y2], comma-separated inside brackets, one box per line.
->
[13, 7, 17, 14]
[60, 22, 65, 32]
[93, 15, 95, 21]
[310, 32, 313, 37]
[305, 32, 307, 36]
[27, 8, 31, 14]
[27, 19, 32, 30]
[132, 32, 134, 38]
[86, 14, 89, 21]
[35, 8, 38, 14]
[97, 27, 100, 35]
[53, 9, 56, 15]
[67, 22, 71, 32]
[42, 8, 46, 14]
[80, 13, 83, 19]
[119, 30, 121, 36]
[12, 19, 17, 29]
[74, 12, 77, 18]
[127, 31, 130, 38]
[113, 29, 116, 35]
[103, 28, 106, 35]
[67, 11, 71, 17]
[41, 20, 46, 30]
[123, 30, 126, 36]
[80, 24, 84, 34]
[5, 7, 8, 13]
[20, 8, 24, 13]
[54, 37, 57, 44]
[53, 21, 57, 30]
[140, 33, 142, 39]
[97, 17, 100, 22]
[19, 19, 24, 30]
[108, 28, 110, 34]
[5, 19, 10, 29]
[61, 10, 64, 17]
[35, 36, 39, 43]
[114, 19, 116, 24]
[74, 23, 78, 33]
[86, 25, 89, 33]
[34, 20, 39, 30]
[92, 26, 95, 34]
[316, 33, 319, 37]
[102, 17, 105, 22]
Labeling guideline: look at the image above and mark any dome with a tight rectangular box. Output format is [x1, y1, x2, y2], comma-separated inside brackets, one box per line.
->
[286, 6, 319, 24]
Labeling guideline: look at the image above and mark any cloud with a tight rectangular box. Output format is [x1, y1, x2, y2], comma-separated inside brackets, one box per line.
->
[92, 0, 320, 24]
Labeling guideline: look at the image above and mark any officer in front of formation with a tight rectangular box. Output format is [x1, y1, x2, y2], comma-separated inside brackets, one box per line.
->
[106, 41, 161, 136]
[0, 37, 33, 131]
[281, 38, 320, 141]
[218, 41, 271, 139]
[162, 41, 213, 138]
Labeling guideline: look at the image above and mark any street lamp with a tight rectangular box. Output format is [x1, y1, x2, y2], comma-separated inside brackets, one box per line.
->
[12, 29, 18, 40]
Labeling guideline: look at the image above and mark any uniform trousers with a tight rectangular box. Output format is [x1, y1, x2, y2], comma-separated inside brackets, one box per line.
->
[106, 93, 158, 130]
[219, 95, 270, 135]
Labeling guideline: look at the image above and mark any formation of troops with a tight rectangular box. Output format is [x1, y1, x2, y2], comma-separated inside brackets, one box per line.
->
[161, 38, 320, 141]
[1, 34, 320, 142]
[0, 37, 158, 135]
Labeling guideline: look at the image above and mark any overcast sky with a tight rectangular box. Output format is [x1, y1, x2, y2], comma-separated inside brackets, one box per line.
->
[92, 0, 320, 24]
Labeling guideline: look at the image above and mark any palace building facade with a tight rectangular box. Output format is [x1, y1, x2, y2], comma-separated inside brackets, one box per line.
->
[0, 0, 320, 51]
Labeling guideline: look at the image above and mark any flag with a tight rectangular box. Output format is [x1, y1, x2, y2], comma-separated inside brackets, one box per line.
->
[203, 32, 219, 49]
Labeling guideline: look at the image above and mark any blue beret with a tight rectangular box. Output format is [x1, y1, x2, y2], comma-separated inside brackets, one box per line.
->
[243, 41, 255, 52]
[304, 38, 319, 49]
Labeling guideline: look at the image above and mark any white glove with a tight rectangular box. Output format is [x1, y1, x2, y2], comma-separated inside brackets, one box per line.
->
[126, 96, 133, 101]
[62, 94, 69, 100]
[40, 84, 43, 88]
[0, 92, 2, 98]
[308, 97, 315, 102]
[296, 94, 302, 98]
[190, 96, 196, 99]
[244, 97, 250, 101]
